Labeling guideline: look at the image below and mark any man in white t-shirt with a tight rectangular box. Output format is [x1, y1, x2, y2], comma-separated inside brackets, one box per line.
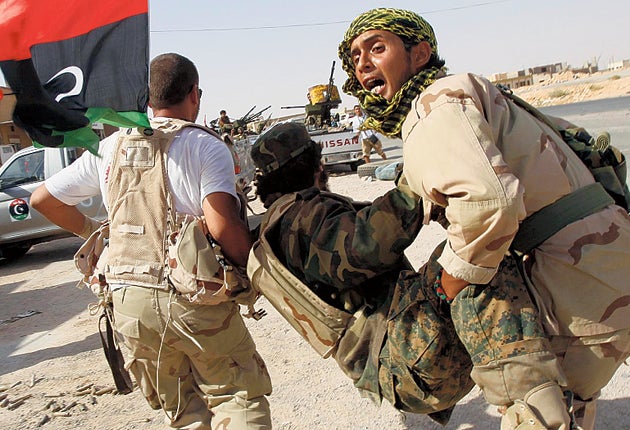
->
[31, 53, 272, 430]
[350, 104, 386, 164]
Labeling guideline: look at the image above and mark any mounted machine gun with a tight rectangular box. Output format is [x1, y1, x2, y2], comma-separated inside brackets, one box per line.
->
[280, 61, 363, 170]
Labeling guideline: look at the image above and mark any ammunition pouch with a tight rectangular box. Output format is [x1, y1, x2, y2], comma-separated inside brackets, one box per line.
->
[167, 213, 256, 307]
[75, 222, 111, 300]
[74, 223, 133, 394]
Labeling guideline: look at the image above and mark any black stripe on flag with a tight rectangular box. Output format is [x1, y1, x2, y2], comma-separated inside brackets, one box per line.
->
[30, 13, 148, 113]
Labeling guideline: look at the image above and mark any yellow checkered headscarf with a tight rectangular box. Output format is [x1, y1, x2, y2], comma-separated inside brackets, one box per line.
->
[338, 8, 444, 137]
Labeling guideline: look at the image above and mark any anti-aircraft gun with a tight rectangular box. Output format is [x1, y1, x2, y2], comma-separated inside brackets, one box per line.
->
[305, 61, 342, 128]
[282, 61, 343, 130]
[281, 61, 363, 170]
[204, 105, 271, 193]
[206, 105, 272, 136]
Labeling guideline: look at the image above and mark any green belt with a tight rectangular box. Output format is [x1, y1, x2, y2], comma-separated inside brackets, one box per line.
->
[511, 182, 614, 254]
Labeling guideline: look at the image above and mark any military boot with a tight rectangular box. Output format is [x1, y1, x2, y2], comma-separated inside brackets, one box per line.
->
[500, 382, 577, 430]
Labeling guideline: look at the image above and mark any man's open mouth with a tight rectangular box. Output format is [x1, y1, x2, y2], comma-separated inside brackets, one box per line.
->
[364, 78, 385, 95]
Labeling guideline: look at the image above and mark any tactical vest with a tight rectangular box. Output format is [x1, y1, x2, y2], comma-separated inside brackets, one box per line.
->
[248, 191, 474, 424]
[105, 118, 220, 289]
[249, 191, 358, 357]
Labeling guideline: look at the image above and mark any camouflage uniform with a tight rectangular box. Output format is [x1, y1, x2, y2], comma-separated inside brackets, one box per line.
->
[248, 123, 474, 424]
[401, 73, 630, 427]
[253, 185, 474, 424]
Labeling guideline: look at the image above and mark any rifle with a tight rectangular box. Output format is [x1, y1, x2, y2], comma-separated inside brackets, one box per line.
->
[98, 302, 133, 394]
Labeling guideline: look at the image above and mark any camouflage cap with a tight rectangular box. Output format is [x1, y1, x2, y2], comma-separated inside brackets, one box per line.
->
[251, 122, 315, 174]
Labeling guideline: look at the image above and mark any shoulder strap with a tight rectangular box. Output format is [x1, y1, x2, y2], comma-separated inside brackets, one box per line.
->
[249, 191, 354, 358]
[497, 86, 618, 253]
[496, 84, 564, 138]
[151, 118, 223, 140]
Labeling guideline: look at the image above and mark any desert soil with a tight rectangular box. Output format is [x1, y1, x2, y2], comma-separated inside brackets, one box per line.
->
[1, 71, 629, 430]
[513, 68, 630, 107]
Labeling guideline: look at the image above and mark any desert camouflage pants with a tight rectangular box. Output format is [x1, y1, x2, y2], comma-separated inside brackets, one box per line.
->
[112, 287, 272, 430]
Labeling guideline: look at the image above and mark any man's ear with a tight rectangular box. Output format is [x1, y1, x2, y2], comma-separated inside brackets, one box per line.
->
[191, 85, 200, 105]
[411, 41, 433, 71]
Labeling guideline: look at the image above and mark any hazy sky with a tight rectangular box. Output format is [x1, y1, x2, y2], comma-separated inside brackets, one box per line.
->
[3, 0, 630, 124]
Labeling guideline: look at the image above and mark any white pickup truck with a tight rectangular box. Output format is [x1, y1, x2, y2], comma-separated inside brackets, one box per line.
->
[310, 129, 363, 171]
[0, 146, 106, 260]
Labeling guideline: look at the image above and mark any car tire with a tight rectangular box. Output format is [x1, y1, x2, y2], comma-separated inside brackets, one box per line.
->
[349, 161, 359, 172]
[1, 244, 31, 260]
[357, 163, 379, 178]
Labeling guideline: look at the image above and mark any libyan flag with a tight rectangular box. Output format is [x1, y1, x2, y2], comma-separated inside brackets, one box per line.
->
[0, 0, 149, 153]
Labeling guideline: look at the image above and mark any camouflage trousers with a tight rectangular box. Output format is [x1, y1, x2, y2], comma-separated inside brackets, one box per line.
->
[378, 268, 475, 425]
[450, 253, 566, 406]
[450, 251, 630, 429]
[333, 249, 475, 425]
[112, 287, 272, 430]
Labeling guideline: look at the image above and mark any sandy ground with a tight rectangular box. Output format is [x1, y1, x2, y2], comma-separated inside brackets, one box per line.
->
[513, 69, 630, 107]
[1, 72, 630, 429]
[1, 170, 629, 430]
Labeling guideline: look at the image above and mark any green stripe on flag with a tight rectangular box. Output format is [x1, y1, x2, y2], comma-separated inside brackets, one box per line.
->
[34, 108, 149, 155]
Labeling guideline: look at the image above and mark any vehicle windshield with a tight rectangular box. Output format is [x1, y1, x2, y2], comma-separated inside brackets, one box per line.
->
[0, 150, 45, 190]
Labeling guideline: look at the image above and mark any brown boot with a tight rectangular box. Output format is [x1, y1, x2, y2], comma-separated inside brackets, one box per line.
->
[363, 156, 371, 164]
[381, 152, 387, 160]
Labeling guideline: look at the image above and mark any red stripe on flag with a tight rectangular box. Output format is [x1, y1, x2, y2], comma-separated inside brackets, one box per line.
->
[0, 0, 148, 61]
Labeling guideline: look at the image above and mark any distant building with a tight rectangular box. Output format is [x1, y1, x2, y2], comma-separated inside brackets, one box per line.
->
[607, 60, 630, 71]
[490, 62, 570, 89]
[571, 61, 599, 75]
[489, 70, 533, 89]
[0, 86, 32, 164]
[530, 63, 567, 84]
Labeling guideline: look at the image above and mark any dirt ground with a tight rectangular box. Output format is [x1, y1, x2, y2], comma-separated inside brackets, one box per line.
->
[2, 171, 629, 430]
[513, 68, 630, 106]
[0, 175, 450, 430]
[1, 73, 630, 429]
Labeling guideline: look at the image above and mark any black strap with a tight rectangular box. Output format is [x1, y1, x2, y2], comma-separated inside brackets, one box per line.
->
[98, 305, 134, 394]
[511, 182, 613, 254]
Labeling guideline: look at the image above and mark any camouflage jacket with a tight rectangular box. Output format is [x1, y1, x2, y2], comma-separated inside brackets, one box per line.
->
[252, 190, 473, 422]
[271, 186, 422, 311]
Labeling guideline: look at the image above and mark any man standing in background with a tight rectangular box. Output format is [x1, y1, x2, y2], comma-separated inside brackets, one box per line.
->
[351, 104, 386, 163]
